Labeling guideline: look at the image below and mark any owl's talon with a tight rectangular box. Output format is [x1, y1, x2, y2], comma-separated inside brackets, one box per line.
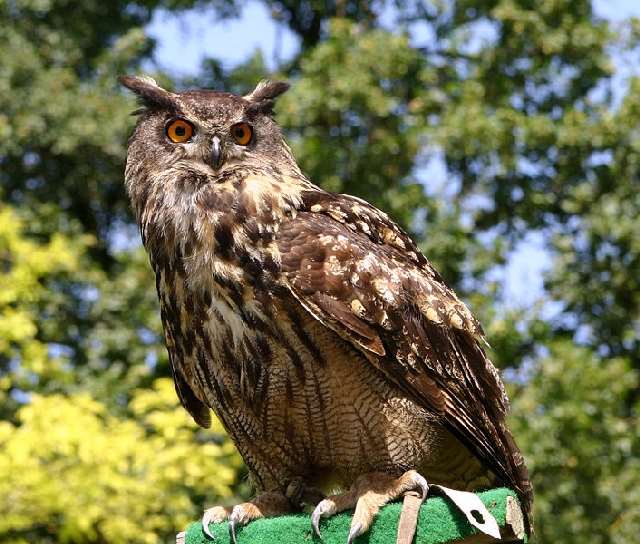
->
[201, 514, 215, 540]
[202, 493, 293, 542]
[228, 518, 238, 544]
[311, 512, 322, 538]
[309, 471, 429, 541]
[202, 506, 230, 539]
[228, 504, 248, 544]
[411, 471, 429, 500]
[346, 522, 363, 544]
[311, 498, 338, 538]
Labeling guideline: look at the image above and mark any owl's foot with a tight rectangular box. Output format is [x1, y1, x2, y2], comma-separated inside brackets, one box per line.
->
[202, 492, 291, 542]
[311, 470, 428, 543]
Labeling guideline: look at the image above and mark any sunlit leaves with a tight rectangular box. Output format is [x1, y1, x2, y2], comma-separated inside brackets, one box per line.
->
[510, 342, 640, 543]
[0, 379, 241, 544]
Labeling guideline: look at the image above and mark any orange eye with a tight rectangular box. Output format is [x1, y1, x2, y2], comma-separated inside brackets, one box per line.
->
[166, 118, 194, 143]
[230, 122, 253, 146]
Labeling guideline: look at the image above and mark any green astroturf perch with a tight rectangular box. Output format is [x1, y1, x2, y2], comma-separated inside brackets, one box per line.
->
[178, 488, 526, 544]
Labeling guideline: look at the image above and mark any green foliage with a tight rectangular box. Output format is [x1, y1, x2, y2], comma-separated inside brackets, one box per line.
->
[281, 21, 423, 208]
[1, 0, 639, 542]
[510, 342, 640, 543]
[0, 0, 147, 248]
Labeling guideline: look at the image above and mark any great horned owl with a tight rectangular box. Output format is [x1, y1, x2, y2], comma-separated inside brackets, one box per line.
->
[119, 75, 532, 542]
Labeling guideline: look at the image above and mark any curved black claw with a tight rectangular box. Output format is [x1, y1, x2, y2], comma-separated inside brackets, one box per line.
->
[228, 519, 238, 544]
[346, 522, 363, 544]
[202, 511, 216, 540]
[411, 472, 429, 500]
[311, 510, 322, 538]
[311, 498, 335, 539]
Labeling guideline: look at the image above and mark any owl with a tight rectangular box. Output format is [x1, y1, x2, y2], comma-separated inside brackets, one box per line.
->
[119, 75, 532, 542]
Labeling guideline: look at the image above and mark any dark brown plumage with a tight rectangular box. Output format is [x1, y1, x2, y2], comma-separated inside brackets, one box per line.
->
[120, 75, 532, 540]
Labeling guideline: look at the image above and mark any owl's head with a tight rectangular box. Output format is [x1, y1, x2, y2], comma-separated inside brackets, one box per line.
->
[119, 75, 296, 218]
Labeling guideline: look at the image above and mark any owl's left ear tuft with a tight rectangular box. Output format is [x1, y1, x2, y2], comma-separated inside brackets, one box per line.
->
[118, 75, 178, 111]
[244, 79, 289, 114]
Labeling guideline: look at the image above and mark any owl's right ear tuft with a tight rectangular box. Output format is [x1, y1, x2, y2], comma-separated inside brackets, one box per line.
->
[244, 80, 290, 103]
[244, 79, 290, 115]
[118, 75, 177, 110]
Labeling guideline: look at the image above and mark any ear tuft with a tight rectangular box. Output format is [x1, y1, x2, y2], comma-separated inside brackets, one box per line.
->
[118, 75, 177, 110]
[244, 79, 290, 104]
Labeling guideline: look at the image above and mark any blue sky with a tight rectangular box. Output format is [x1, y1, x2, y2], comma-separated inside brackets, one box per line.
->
[147, 2, 298, 75]
[594, 0, 640, 20]
[146, 1, 640, 309]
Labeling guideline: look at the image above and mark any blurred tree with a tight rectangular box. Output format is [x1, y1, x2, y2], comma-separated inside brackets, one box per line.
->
[510, 342, 639, 543]
[0, 204, 88, 419]
[1, 0, 639, 542]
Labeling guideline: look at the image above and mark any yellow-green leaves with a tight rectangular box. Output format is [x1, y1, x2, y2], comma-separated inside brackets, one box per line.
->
[0, 205, 88, 396]
[0, 379, 241, 544]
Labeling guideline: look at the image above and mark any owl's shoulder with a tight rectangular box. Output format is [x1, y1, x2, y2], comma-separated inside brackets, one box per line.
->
[297, 190, 433, 272]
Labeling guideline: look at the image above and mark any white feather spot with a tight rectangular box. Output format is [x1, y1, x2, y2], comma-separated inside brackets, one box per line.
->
[359, 253, 378, 273]
[424, 306, 441, 323]
[318, 234, 336, 245]
[378, 310, 391, 328]
[357, 221, 371, 234]
[350, 299, 366, 317]
[372, 278, 396, 304]
[450, 313, 464, 328]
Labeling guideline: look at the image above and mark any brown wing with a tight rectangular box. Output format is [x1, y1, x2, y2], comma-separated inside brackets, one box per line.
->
[170, 353, 212, 429]
[276, 190, 532, 517]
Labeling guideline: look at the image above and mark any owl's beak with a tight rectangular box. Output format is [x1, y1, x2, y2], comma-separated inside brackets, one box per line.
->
[210, 136, 223, 169]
